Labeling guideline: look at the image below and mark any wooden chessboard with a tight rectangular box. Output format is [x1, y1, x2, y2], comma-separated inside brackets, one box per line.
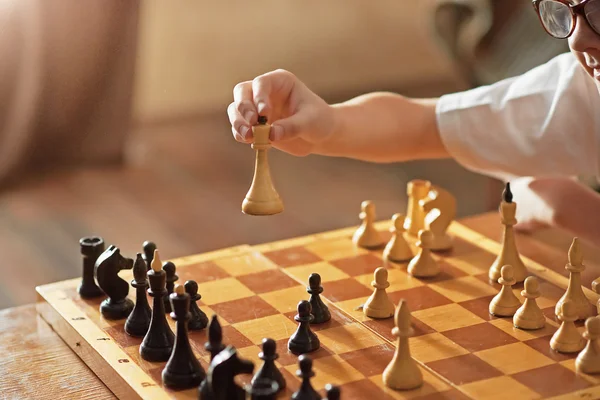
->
[36, 219, 600, 400]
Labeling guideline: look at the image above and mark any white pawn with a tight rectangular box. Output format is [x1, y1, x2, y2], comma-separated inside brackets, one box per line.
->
[489, 265, 521, 317]
[382, 299, 423, 390]
[555, 237, 594, 321]
[407, 230, 439, 278]
[352, 200, 384, 249]
[576, 316, 600, 374]
[550, 300, 586, 353]
[383, 214, 413, 262]
[513, 276, 545, 330]
[363, 267, 395, 319]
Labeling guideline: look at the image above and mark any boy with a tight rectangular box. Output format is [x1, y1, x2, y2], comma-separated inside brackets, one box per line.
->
[227, 0, 600, 245]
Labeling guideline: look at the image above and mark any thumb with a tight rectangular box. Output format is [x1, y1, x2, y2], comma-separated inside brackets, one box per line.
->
[270, 113, 308, 142]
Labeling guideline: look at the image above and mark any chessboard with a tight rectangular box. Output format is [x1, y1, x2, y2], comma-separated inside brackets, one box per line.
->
[36, 211, 600, 400]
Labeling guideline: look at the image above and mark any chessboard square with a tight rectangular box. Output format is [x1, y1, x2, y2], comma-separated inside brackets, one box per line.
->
[283, 306, 350, 333]
[356, 268, 424, 293]
[285, 261, 349, 284]
[474, 342, 554, 375]
[559, 359, 600, 385]
[197, 278, 254, 305]
[209, 295, 279, 324]
[305, 237, 368, 261]
[411, 333, 470, 364]
[321, 278, 373, 303]
[274, 337, 333, 366]
[338, 343, 397, 377]
[234, 345, 264, 367]
[104, 323, 143, 349]
[420, 261, 468, 283]
[426, 354, 503, 385]
[511, 363, 593, 398]
[458, 295, 497, 321]
[329, 253, 383, 277]
[429, 276, 498, 303]
[441, 323, 518, 353]
[444, 235, 490, 257]
[176, 260, 231, 284]
[304, 355, 365, 387]
[232, 314, 298, 344]
[364, 316, 435, 343]
[388, 286, 453, 312]
[335, 297, 371, 322]
[443, 251, 495, 276]
[318, 323, 386, 355]
[369, 367, 454, 400]
[524, 336, 578, 362]
[258, 285, 307, 314]
[459, 375, 541, 400]
[279, 368, 301, 396]
[412, 303, 485, 332]
[263, 246, 322, 268]
[488, 318, 556, 341]
[237, 268, 300, 294]
[222, 325, 255, 349]
[214, 252, 278, 277]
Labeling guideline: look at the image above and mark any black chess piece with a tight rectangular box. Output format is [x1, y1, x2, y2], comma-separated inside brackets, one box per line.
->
[288, 300, 320, 355]
[245, 378, 279, 400]
[142, 241, 157, 271]
[94, 245, 134, 319]
[185, 280, 208, 330]
[198, 315, 227, 398]
[78, 236, 105, 298]
[140, 251, 175, 361]
[307, 273, 331, 324]
[323, 384, 341, 400]
[291, 355, 320, 400]
[162, 285, 206, 390]
[124, 253, 152, 337]
[200, 346, 254, 400]
[162, 261, 178, 313]
[251, 338, 285, 393]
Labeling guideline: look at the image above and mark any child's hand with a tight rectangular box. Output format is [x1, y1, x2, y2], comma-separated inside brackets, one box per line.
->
[227, 69, 336, 156]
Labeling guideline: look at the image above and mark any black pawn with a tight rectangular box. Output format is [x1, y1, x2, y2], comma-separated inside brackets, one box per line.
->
[163, 261, 178, 313]
[185, 280, 208, 330]
[307, 273, 330, 324]
[162, 285, 206, 389]
[246, 379, 279, 400]
[78, 236, 105, 298]
[291, 355, 320, 400]
[124, 254, 152, 337]
[94, 245, 134, 319]
[288, 300, 320, 355]
[251, 338, 285, 393]
[140, 253, 175, 361]
[142, 241, 157, 271]
[323, 384, 340, 400]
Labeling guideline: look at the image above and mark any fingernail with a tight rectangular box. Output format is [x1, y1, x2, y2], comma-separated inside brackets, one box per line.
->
[244, 111, 255, 123]
[240, 126, 249, 139]
[271, 125, 283, 141]
[257, 101, 267, 114]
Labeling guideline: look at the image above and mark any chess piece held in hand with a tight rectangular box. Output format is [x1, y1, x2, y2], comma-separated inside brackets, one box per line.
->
[420, 185, 456, 251]
[383, 214, 413, 262]
[242, 116, 284, 216]
[489, 183, 527, 283]
[352, 200, 384, 249]
[576, 316, 600, 374]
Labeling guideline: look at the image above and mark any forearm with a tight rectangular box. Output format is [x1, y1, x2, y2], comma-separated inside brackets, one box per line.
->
[313, 92, 449, 162]
[553, 183, 600, 246]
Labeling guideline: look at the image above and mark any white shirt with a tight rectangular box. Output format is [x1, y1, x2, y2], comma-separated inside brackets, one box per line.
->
[436, 52, 600, 182]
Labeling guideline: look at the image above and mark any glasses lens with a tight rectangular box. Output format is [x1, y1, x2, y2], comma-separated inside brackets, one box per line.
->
[585, 1, 600, 36]
[539, 0, 573, 38]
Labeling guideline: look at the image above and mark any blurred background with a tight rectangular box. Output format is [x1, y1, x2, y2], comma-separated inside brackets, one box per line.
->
[0, 0, 568, 309]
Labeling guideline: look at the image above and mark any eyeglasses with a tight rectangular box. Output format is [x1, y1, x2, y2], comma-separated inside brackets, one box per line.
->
[532, 0, 600, 39]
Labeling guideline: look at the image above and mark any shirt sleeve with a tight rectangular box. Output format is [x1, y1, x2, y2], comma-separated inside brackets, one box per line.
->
[436, 52, 600, 181]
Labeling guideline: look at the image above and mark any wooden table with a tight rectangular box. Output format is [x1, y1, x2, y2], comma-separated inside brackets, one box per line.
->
[3, 212, 598, 400]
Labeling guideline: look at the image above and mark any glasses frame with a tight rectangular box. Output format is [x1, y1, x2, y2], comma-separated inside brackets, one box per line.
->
[532, 0, 599, 38]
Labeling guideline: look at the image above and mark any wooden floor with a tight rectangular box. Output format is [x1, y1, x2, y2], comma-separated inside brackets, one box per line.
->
[0, 114, 499, 310]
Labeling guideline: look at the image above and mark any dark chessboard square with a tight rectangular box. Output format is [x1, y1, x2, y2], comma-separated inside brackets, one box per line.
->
[338, 343, 396, 377]
[542, 306, 559, 324]
[210, 296, 279, 324]
[364, 316, 434, 343]
[458, 296, 497, 321]
[440, 236, 493, 258]
[222, 325, 254, 349]
[333, 379, 387, 399]
[442, 323, 518, 353]
[524, 336, 575, 362]
[412, 388, 473, 400]
[237, 269, 299, 294]
[263, 246, 322, 268]
[148, 366, 164, 386]
[177, 261, 231, 284]
[283, 306, 350, 332]
[474, 273, 524, 292]
[104, 323, 143, 348]
[388, 286, 453, 312]
[274, 338, 332, 366]
[421, 261, 468, 283]
[511, 363, 593, 398]
[280, 367, 301, 396]
[329, 253, 383, 277]
[426, 354, 503, 386]
[188, 329, 210, 358]
[322, 278, 373, 302]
